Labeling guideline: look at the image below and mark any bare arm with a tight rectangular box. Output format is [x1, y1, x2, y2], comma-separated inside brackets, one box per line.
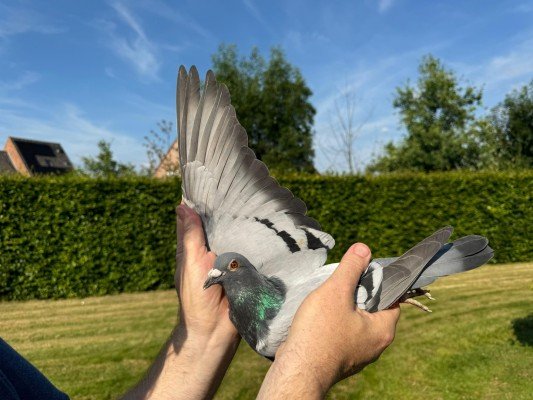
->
[257, 243, 400, 399]
[120, 326, 238, 400]
[121, 204, 240, 400]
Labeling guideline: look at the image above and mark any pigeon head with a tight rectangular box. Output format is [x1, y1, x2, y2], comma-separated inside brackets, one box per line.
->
[203, 252, 256, 289]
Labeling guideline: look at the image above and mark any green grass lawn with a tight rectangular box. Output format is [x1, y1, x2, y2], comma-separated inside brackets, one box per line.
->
[1, 263, 532, 400]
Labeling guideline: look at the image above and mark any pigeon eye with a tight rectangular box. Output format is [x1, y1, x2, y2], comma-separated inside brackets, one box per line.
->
[229, 260, 239, 271]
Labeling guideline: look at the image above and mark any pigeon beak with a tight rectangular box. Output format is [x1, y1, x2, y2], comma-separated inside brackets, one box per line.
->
[203, 269, 225, 289]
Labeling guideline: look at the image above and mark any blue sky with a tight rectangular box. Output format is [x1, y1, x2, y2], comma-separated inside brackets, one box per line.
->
[0, 0, 532, 171]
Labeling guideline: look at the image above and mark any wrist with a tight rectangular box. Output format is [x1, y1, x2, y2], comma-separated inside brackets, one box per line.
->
[176, 323, 240, 359]
[122, 326, 239, 400]
[138, 326, 239, 399]
[258, 347, 334, 399]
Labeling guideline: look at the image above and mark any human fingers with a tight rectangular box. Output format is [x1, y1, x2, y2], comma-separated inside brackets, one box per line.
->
[325, 243, 372, 302]
[177, 203, 206, 255]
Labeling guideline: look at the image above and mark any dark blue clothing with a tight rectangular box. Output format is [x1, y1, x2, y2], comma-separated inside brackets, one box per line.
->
[0, 338, 69, 400]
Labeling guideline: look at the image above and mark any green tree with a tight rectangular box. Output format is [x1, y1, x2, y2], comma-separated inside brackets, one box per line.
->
[368, 55, 486, 173]
[212, 44, 316, 172]
[489, 80, 533, 168]
[81, 140, 136, 177]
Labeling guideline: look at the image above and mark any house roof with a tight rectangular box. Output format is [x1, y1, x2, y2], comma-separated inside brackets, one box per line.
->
[9, 137, 73, 174]
[0, 151, 16, 174]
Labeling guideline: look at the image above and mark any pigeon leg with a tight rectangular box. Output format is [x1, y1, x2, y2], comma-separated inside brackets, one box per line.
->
[403, 298, 432, 313]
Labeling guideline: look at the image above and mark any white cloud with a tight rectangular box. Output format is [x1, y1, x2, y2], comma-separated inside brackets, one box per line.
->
[450, 32, 533, 103]
[377, 0, 396, 13]
[513, 2, 533, 13]
[0, 71, 41, 91]
[97, 2, 160, 81]
[137, 0, 213, 41]
[0, 4, 65, 39]
[243, 0, 274, 35]
[483, 36, 533, 86]
[111, 2, 146, 39]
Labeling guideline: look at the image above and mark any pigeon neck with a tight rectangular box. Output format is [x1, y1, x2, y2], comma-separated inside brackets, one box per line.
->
[227, 273, 285, 316]
[224, 272, 286, 352]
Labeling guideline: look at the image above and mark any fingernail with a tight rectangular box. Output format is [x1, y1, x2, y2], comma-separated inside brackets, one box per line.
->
[351, 243, 370, 257]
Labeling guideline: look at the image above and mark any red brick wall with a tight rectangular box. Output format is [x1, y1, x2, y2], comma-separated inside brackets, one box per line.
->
[4, 138, 30, 176]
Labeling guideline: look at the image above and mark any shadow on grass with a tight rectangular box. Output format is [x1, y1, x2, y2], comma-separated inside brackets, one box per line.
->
[512, 314, 533, 346]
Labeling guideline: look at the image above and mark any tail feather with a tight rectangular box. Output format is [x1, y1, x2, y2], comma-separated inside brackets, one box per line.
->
[411, 235, 493, 288]
[365, 226, 453, 312]
[368, 234, 494, 311]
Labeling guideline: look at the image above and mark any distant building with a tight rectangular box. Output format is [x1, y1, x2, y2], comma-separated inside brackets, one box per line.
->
[0, 151, 16, 174]
[2, 137, 74, 176]
[154, 139, 181, 178]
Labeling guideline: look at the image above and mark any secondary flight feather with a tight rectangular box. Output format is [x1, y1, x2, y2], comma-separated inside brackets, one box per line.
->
[177, 66, 494, 359]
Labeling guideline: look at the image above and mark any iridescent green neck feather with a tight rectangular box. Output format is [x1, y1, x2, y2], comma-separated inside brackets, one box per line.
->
[223, 274, 286, 352]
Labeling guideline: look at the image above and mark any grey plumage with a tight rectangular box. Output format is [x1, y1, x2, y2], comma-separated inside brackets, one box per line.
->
[178, 65, 333, 267]
[177, 66, 494, 359]
[357, 232, 494, 312]
[361, 226, 453, 312]
[203, 253, 286, 359]
[375, 234, 494, 290]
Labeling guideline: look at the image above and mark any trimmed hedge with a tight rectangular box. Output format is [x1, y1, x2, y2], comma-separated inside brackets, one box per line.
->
[0, 176, 179, 300]
[282, 171, 532, 264]
[0, 171, 531, 300]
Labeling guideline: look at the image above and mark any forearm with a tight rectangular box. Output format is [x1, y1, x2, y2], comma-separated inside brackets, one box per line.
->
[257, 350, 332, 400]
[121, 326, 239, 400]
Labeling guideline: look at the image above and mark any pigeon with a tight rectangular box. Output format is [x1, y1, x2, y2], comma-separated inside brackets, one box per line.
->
[177, 66, 494, 359]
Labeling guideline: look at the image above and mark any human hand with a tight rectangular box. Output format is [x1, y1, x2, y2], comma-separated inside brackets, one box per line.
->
[175, 203, 240, 346]
[121, 205, 240, 399]
[258, 243, 400, 399]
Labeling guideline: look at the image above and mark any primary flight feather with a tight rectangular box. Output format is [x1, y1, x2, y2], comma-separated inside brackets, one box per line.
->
[177, 66, 494, 359]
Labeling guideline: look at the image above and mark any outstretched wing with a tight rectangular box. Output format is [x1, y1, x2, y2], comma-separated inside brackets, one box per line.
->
[177, 66, 334, 276]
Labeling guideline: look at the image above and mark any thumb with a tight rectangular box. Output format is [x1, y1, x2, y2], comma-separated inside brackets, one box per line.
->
[177, 204, 206, 256]
[327, 243, 372, 302]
